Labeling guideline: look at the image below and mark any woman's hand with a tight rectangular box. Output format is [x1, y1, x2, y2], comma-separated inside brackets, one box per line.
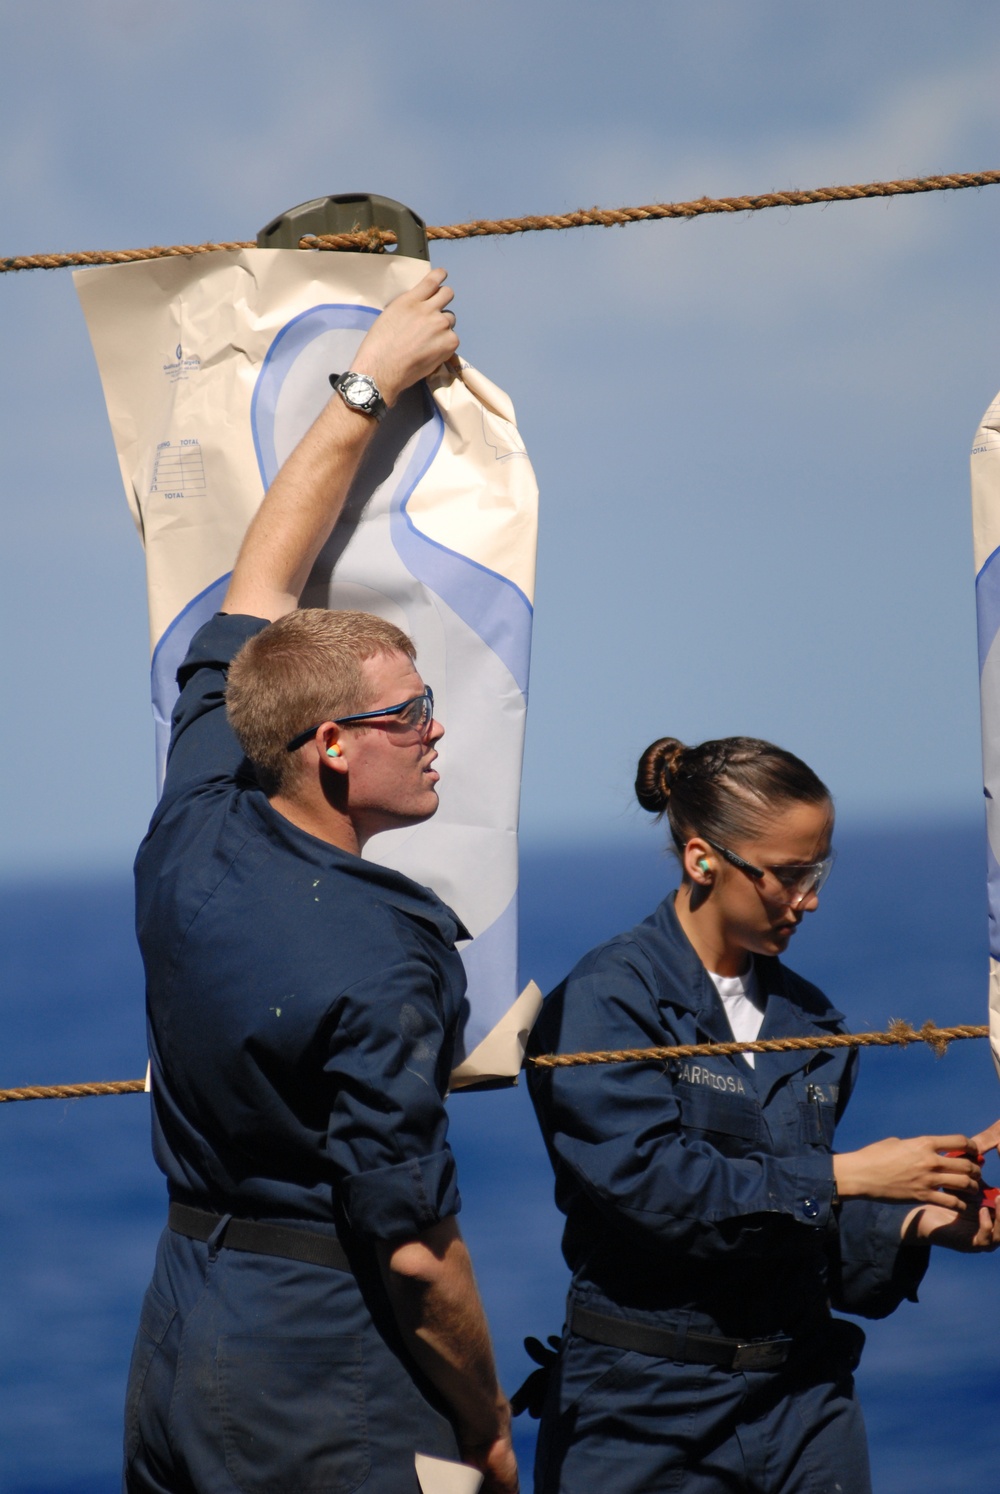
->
[971, 1117, 1000, 1157]
[833, 1135, 981, 1210]
[902, 1202, 1000, 1252]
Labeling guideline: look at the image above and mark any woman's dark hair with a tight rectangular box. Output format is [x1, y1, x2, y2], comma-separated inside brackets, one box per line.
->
[635, 736, 831, 862]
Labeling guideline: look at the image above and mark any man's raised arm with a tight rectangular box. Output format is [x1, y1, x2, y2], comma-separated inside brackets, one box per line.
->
[223, 267, 458, 622]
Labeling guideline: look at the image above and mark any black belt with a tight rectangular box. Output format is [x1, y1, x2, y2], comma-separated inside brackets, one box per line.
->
[570, 1303, 794, 1372]
[168, 1203, 352, 1273]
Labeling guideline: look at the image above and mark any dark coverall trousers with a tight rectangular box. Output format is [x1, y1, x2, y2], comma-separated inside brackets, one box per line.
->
[124, 1225, 460, 1494]
[534, 1320, 872, 1494]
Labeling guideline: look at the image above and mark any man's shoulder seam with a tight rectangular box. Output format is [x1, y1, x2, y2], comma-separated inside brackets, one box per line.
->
[172, 824, 268, 955]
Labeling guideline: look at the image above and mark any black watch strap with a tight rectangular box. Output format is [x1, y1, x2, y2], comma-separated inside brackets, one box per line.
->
[329, 371, 387, 422]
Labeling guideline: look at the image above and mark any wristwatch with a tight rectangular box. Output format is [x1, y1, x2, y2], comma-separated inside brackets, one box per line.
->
[329, 371, 387, 422]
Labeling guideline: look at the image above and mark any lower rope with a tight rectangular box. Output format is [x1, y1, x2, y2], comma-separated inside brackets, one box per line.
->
[0, 1079, 146, 1104]
[0, 1021, 990, 1099]
[528, 1021, 990, 1069]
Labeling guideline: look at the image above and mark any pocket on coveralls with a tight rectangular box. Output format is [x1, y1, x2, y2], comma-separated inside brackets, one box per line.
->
[677, 1087, 761, 1155]
[219, 1335, 370, 1494]
[124, 1284, 176, 1464]
[797, 1099, 837, 1147]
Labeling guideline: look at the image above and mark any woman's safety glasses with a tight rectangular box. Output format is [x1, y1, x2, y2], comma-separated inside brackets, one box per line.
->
[286, 687, 434, 752]
[705, 838, 836, 906]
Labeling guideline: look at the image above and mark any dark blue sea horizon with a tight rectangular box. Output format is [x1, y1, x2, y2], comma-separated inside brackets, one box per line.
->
[1, 821, 999, 1492]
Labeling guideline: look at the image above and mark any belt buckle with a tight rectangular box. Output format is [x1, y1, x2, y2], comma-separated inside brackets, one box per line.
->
[732, 1338, 791, 1371]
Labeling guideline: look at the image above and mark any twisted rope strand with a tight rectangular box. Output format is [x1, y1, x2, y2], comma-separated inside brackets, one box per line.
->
[1, 241, 256, 273]
[4, 181, 993, 1089]
[422, 170, 1000, 239]
[1, 1022, 988, 1099]
[5, 168, 1000, 275]
[0, 1079, 146, 1104]
[529, 1021, 990, 1070]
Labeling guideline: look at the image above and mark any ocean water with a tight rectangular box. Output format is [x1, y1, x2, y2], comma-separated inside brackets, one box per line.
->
[1, 822, 998, 1492]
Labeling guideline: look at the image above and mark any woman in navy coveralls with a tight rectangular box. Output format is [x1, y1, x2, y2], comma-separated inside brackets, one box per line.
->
[527, 734, 999, 1494]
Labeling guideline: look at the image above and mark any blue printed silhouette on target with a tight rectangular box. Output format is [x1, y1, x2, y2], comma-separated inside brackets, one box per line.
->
[250, 303, 531, 693]
[976, 543, 1000, 960]
[152, 300, 531, 1041]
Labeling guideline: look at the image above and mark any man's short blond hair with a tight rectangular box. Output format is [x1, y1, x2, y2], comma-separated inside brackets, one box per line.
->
[225, 609, 416, 796]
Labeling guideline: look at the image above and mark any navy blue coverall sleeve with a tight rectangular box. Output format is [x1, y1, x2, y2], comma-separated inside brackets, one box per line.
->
[828, 1199, 929, 1317]
[821, 1057, 930, 1316]
[140, 609, 464, 1244]
[532, 936, 932, 1307]
[533, 949, 838, 1262]
[160, 611, 270, 803]
[325, 934, 461, 1241]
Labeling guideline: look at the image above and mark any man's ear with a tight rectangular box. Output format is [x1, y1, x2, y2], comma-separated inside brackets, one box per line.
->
[318, 725, 348, 771]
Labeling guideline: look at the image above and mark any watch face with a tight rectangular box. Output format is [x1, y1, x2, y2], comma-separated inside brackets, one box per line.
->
[344, 375, 374, 408]
[334, 371, 384, 418]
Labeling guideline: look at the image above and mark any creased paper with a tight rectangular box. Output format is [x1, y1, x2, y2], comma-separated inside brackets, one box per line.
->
[74, 249, 538, 1067]
[970, 392, 1000, 1077]
[415, 1452, 484, 1494]
[450, 980, 543, 1090]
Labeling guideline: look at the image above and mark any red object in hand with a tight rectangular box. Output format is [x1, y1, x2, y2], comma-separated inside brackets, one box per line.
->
[945, 1150, 999, 1210]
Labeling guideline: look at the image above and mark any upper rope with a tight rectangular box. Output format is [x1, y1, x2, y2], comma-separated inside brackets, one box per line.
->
[4, 167, 1000, 274]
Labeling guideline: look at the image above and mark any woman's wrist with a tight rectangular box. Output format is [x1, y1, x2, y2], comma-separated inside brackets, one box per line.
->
[831, 1152, 856, 1198]
[900, 1205, 924, 1242]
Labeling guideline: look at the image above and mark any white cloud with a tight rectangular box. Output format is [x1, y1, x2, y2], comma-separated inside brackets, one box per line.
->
[504, 48, 1000, 330]
[3, 3, 1000, 862]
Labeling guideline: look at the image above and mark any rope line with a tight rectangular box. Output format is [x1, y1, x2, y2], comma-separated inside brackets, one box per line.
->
[3, 179, 994, 1089]
[0, 1079, 146, 1104]
[1, 1022, 989, 1100]
[528, 1020, 990, 1069]
[5, 167, 1000, 275]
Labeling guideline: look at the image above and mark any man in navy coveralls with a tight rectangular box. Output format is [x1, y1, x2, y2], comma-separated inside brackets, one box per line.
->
[123, 268, 518, 1494]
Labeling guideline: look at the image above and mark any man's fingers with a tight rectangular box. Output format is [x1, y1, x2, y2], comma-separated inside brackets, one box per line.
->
[352, 267, 461, 403]
[382, 266, 448, 313]
[390, 273, 455, 336]
[427, 284, 455, 318]
[411, 266, 448, 292]
[413, 266, 449, 300]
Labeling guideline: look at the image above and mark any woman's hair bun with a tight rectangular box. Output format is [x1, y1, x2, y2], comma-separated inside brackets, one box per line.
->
[635, 737, 686, 815]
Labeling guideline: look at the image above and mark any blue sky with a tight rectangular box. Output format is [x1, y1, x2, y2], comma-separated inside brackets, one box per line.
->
[3, 2, 1000, 873]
